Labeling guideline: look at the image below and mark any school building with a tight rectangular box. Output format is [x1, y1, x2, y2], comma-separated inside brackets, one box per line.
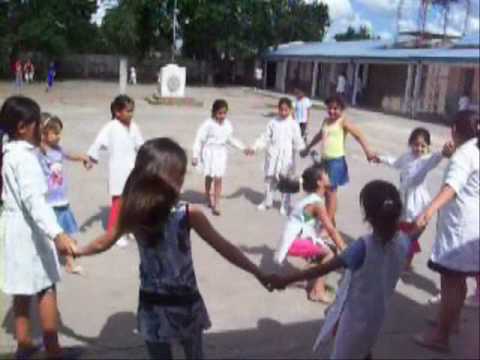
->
[262, 33, 480, 119]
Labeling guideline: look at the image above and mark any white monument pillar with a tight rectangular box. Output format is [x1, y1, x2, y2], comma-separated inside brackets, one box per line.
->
[412, 63, 423, 118]
[352, 62, 360, 106]
[159, 63, 186, 97]
[403, 63, 414, 114]
[119, 57, 127, 94]
[311, 61, 319, 98]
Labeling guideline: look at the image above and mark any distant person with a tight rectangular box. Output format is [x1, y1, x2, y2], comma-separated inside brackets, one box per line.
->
[46, 62, 56, 92]
[24, 59, 35, 84]
[336, 72, 347, 99]
[14, 59, 23, 92]
[192, 99, 249, 216]
[254, 66, 263, 91]
[249, 97, 305, 215]
[458, 93, 470, 111]
[129, 66, 137, 85]
[86, 95, 144, 248]
[293, 88, 312, 142]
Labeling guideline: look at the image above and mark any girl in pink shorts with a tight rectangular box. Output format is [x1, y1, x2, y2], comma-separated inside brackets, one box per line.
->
[275, 163, 346, 303]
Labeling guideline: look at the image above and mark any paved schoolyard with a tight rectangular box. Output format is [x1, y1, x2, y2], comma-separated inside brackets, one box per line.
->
[0, 81, 478, 359]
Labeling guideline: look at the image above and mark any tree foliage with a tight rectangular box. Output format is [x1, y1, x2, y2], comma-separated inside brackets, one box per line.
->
[334, 26, 375, 42]
[102, 0, 330, 61]
[2, 0, 99, 58]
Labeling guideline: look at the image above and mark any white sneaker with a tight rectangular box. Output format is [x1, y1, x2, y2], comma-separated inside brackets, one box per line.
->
[116, 236, 129, 248]
[428, 294, 442, 305]
[257, 203, 270, 211]
[464, 294, 480, 308]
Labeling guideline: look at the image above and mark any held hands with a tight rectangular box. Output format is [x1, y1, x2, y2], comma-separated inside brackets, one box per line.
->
[54, 233, 77, 257]
[442, 141, 455, 158]
[366, 150, 380, 163]
[299, 149, 309, 158]
[81, 155, 93, 170]
[257, 273, 290, 291]
[192, 158, 198, 167]
[415, 208, 435, 232]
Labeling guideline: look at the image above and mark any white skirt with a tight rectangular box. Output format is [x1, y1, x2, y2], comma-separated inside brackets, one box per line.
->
[202, 144, 228, 177]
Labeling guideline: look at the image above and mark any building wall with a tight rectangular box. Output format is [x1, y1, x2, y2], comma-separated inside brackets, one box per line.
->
[364, 64, 408, 112]
[445, 66, 480, 114]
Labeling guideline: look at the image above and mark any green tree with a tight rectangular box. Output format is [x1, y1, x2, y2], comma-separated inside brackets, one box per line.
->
[1, 0, 98, 62]
[334, 25, 375, 42]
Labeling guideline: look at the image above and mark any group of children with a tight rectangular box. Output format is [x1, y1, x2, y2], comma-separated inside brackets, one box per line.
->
[0, 91, 478, 359]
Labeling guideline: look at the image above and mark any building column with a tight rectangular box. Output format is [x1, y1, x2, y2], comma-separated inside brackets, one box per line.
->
[352, 62, 361, 106]
[412, 63, 423, 118]
[119, 57, 128, 94]
[403, 63, 414, 114]
[263, 61, 267, 89]
[282, 60, 288, 93]
[311, 61, 319, 98]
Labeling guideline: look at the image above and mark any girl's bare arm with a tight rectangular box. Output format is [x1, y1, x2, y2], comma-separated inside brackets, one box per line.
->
[76, 228, 121, 257]
[313, 204, 347, 251]
[189, 205, 269, 287]
[343, 118, 376, 161]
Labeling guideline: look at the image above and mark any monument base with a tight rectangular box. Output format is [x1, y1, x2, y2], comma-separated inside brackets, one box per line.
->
[145, 94, 203, 107]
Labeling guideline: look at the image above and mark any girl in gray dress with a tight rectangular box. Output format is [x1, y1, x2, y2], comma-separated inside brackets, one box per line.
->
[76, 137, 272, 359]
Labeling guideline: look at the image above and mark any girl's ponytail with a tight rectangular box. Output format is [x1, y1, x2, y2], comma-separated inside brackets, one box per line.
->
[360, 180, 403, 245]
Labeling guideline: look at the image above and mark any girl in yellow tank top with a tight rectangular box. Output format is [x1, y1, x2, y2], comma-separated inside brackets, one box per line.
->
[301, 96, 377, 225]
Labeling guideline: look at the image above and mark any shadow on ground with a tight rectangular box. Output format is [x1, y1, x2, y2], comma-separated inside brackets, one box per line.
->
[1, 299, 478, 359]
[79, 206, 110, 232]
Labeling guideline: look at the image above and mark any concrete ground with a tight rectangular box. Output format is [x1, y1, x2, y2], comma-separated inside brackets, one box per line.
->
[0, 81, 478, 359]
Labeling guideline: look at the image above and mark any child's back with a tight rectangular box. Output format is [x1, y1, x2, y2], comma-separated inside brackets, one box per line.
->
[136, 202, 211, 342]
[316, 231, 410, 357]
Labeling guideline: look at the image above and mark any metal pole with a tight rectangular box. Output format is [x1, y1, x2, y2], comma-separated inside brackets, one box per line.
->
[172, 0, 177, 63]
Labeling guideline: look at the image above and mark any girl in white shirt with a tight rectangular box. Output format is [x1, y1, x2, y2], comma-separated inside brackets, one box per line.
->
[192, 99, 248, 216]
[376, 127, 444, 271]
[250, 97, 305, 215]
[0, 96, 76, 358]
[414, 111, 479, 353]
[87, 95, 144, 247]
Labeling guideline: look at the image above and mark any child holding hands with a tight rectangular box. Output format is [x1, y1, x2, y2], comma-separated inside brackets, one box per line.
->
[75, 138, 272, 360]
[0, 96, 76, 359]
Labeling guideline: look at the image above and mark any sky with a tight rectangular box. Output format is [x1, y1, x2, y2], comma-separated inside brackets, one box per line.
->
[92, 0, 480, 41]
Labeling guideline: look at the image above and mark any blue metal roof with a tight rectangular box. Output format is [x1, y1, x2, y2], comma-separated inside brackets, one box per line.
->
[264, 39, 480, 64]
[456, 32, 480, 48]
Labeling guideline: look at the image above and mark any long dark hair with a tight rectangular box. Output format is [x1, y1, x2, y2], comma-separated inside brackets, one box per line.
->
[408, 127, 431, 146]
[360, 180, 402, 245]
[302, 163, 327, 193]
[211, 99, 228, 117]
[117, 138, 187, 244]
[0, 96, 41, 195]
[453, 110, 479, 148]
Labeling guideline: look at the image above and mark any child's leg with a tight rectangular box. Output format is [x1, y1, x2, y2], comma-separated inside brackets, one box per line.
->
[261, 177, 275, 207]
[181, 330, 204, 359]
[145, 341, 173, 359]
[14, 295, 35, 350]
[325, 189, 337, 226]
[37, 286, 61, 356]
[212, 177, 222, 215]
[204, 176, 213, 207]
[280, 193, 291, 212]
[308, 247, 334, 303]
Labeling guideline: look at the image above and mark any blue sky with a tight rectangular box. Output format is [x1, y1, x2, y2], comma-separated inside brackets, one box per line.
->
[93, 0, 480, 40]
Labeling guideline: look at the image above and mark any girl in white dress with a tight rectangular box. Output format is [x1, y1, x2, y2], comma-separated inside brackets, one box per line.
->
[270, 180, 413, 359]
[414, 111, 479, 353]
[192, 99, 248, 216]
[376, 127, 444, 271]
[0, 96, 76, 358]
[251, 97, 306, 215]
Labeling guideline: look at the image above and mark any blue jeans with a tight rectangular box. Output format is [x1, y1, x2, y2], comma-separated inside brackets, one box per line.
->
[145, 331, 203, 359]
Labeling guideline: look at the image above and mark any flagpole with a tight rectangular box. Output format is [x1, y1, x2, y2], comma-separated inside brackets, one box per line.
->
[172, 0, 177, 63]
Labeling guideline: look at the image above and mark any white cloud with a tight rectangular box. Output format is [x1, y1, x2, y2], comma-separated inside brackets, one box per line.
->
[356, 0, 399, 13]
[379, 31, 394, 40]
